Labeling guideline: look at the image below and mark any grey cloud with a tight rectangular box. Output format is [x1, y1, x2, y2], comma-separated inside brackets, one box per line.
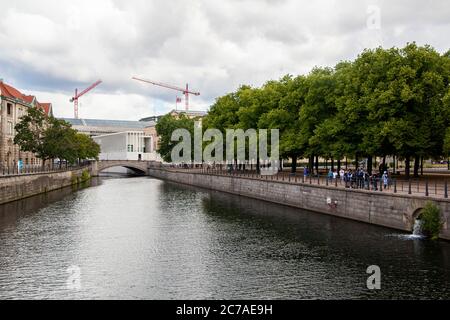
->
[0, 0, 448, 119]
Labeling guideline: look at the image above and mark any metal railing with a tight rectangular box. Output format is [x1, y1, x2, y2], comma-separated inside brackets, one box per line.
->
[0, 161, 91, 177]
[151, 164, 450, 199]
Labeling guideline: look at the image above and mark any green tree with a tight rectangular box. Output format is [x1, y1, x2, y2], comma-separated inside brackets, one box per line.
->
[299, 67, 337, 173]
[74, 133, 101, 162]
[259, 75, 306, 172]
[156, 114, 197, 163]
[15, 109, 100, 166]
[42, 118, 79, 164]
[14, 107, 49, 165]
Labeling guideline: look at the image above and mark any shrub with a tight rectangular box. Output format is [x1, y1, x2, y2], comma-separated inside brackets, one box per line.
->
[420, 202, 443, 240]
[81, 169, 91, 182]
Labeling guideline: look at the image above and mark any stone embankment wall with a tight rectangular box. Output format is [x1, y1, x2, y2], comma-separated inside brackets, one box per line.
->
[0, 168, 90, 205]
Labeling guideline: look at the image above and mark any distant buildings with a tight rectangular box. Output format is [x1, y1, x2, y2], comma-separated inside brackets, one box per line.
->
[140, 109, 207, 122]
[92, 131, 161, 161]
[0, 78, 207, 170]
[139, 109, 207, 153]
[0, 80, 53, 169]
[61, 118, 155, 137]
[59, 117, 163, 166]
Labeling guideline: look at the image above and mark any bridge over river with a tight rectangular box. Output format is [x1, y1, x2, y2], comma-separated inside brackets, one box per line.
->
[90, 160, 152, 176]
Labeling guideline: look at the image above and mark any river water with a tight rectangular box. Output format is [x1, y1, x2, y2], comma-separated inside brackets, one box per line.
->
[0, 176, 449, 300]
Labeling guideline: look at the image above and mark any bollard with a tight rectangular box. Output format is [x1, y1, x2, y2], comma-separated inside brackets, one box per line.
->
[426, 180, 429, 197]
[408, 180, 412, 195]
[445, 181, 448, 199]
[394, 179, 397, 193]
[335, 178, 338, 188]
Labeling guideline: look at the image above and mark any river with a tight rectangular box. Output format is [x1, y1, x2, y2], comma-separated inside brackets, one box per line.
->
[0, 176, 449, 300]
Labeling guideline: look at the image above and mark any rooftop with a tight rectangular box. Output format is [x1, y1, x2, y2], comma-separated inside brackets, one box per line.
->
[170, 109, 207, 117]
[0, 80, 53, 115]
[61, 118, 155, 129]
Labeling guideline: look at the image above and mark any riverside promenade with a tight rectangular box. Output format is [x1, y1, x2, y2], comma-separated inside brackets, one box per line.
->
[148, 164, 450, 240]
[162, 165, 450, 199]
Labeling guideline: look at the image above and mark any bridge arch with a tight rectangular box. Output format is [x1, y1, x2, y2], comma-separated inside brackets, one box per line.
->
[91, 160, 150, 176]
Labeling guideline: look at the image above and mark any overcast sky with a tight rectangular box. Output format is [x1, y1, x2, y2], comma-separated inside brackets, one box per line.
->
[0, 0, 449, 120]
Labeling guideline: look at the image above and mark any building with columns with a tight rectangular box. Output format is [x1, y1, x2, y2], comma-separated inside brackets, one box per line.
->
[93, 131, 160, 161]
[0, 80, 53, 170]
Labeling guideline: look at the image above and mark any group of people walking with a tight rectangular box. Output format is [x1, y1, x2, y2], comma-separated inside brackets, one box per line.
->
[304, 167, 391, 190]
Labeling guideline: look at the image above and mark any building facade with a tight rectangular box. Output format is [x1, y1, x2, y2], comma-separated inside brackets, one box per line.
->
[93, 131, 161, 161]
[0, 80, 53, 170]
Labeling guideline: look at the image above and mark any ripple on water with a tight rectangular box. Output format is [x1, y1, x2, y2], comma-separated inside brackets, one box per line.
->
[0, 177, 450, 300]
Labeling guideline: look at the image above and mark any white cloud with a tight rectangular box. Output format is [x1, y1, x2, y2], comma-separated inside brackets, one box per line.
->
[0, 0, 449, 120]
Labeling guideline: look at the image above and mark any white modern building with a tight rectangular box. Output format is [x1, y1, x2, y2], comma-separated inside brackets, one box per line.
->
[93, 131, 161, 162]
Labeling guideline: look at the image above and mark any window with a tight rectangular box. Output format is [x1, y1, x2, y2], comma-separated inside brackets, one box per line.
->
[127, 145, 134, 152]
[8, 122, 13, 135]
[7, 103, 12, 116]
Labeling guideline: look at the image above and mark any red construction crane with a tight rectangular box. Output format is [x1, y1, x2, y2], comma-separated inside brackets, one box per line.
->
[70, 80, 102, 119]
[132, 77, 200, 111]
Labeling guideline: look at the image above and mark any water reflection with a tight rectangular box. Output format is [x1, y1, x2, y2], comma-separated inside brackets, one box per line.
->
[0, 177, 449, 300]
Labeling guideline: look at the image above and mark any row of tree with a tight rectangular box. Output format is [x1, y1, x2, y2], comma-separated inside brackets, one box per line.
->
[14, 107, 100, 166]
[197, 43, 450, 177]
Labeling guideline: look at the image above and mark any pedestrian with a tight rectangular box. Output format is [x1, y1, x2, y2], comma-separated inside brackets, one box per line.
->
[328, 169, 333, 181]
[382, 171, 389, 190]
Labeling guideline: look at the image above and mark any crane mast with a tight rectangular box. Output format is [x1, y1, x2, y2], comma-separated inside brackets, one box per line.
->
[70, 80, 102, 119]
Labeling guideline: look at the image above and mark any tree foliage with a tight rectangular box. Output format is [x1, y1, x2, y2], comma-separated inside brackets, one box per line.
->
[204, 43, 450, 174]
[156, 114, 197, 162]
[153, 43, 450, 174]
[14, 108, 100, 164]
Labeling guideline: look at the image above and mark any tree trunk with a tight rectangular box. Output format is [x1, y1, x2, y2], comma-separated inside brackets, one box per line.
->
[337, 159, 341, 172]
[420, 157, 424, 176]
[405, 155, 411, 178]
[291, 155, 297, 174]
[393, 155, 396, 174]
[414, 155, 420, 178]
[331, 158, 335, 171]
[367, 156, 373, 175]
[355, 155, 359, 170]
[309, 156, 314, 174]
[315, 156, 319, 175]
[345, 157, 348, 170]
